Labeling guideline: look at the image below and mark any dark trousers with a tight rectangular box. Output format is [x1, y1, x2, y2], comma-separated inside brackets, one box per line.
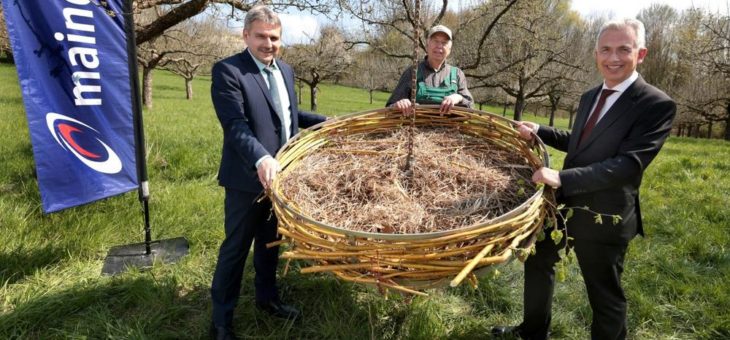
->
[520, 231, 628, 340]
[211, 188, 280, 327]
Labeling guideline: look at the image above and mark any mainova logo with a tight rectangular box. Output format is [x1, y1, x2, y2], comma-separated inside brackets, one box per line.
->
[45, 112, 123, 174]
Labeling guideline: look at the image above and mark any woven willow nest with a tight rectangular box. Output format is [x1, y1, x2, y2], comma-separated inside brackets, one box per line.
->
[270, 105, 552, 295]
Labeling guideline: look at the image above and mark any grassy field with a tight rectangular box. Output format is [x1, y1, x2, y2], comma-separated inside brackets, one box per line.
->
[0, 63, 728, 339]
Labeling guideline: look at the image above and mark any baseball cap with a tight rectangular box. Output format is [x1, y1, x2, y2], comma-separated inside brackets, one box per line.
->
[428, 25, 452, 40]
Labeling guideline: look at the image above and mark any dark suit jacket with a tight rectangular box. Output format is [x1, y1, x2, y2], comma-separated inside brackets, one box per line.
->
[537, 76, 676, 245]
[211, 49, 326, 193]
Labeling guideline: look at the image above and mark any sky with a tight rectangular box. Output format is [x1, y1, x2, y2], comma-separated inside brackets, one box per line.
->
[279, 0, 728, 45]
[571, 0, 727, 19]
[279, 13, 321, 45]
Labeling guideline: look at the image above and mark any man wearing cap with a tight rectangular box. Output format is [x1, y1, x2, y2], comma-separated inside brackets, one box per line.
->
[386, 24, 473, 114]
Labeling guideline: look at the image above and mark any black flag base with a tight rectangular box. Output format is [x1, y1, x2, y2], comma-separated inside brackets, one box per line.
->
[101, 237, 189, 275]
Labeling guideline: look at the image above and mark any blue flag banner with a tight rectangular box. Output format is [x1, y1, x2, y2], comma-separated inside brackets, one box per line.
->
[2, 0, 137, 213]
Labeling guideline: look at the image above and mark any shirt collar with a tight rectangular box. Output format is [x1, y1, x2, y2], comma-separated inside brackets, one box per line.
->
[423, 57, 446, 72]
[603, 71, 639, 93]
[247, 49, 278, 72]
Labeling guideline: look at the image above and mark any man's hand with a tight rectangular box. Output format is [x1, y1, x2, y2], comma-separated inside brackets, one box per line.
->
[257, 157, 280, 190]
[515, 121, 539, 141]
[439, 94, 462, 114]
[532, 167, 561, 188]
[392, 99, 414, 115]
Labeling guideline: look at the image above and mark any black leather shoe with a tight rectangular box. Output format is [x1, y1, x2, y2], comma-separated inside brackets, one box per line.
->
[491, 325, 522, 337]
[255, 299, 301, 320]
[209, 323, 238, 340]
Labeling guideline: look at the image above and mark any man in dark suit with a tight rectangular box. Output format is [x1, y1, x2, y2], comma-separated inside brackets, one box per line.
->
[492, 18, 676, 340]
[209, 5, 326, 340]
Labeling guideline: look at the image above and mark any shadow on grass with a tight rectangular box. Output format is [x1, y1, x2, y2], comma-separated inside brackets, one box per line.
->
[0, 267, 375, 339]
[0, 274, 212, 339]
[152, 94, 193, 101]
[240, 268, 376, 339]
[0, 96, 24, 106]
[0, 246, 67, 284]
[155, 84, 183, 91]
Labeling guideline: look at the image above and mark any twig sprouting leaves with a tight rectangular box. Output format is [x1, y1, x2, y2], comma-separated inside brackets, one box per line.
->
[541, 199, 623, 281]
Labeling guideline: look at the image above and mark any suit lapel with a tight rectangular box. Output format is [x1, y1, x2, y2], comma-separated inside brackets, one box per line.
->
[576, 78, 644, 152]
[568, 86, 600, 155]
[278, 64, 298, 134]
[240, 49, 280, 121]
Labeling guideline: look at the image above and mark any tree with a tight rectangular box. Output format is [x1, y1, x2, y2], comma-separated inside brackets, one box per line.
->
[283, 26, 352, 111]
[338, 0, 517, 66]
[137, 32, 186, 108]
[693, 10, 730, 140]
[348, 48, 401, 104]
[462, 0, 584, 121]
[542, 15, 594, 127]
[161, 17, 240, 100]
[132, 0, 335, 45]
[137, 6, 242, 107]
[0, 3, 12, 63]
[637, 4, 684, 92]
[672, 8, 730, 140]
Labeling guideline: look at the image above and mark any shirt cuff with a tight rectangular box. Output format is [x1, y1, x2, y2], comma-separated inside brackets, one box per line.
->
[255, 155, 273, 169]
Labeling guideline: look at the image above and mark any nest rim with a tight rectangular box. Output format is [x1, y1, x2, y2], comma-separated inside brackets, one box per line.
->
[270, 105, 551, 241]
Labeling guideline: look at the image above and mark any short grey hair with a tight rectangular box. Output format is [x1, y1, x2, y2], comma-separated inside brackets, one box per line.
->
[244, 5, 281, 31]
[595, 18, 646, 50]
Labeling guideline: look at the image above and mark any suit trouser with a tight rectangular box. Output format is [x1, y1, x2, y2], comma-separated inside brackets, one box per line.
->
[211, 188, 280, 327]
[520, 230, 628, 340]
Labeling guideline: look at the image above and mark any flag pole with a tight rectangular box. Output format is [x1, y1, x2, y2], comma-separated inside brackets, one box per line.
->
[102, 0, 189, 275]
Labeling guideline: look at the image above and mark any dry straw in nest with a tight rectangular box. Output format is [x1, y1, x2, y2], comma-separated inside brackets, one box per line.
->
[269, 105, 553, 295]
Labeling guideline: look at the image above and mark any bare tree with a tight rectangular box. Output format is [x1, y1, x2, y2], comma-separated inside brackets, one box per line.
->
[338, 0, 517, 63]
[348, 49, 401, 104]
[0, 3, 12, 63]
[161, 17, 240, 99]
[283, 26, 352, 111]
[673, 8, 730, 140]
[638, 4, 684, 92]
[137, 33, 187, 108]
[463, 0, 583, 121]
[542, 15, 594, 127]
[695, 10, 730, 140]
[132, 0, 335, 45]
[137, 6, 243, 107]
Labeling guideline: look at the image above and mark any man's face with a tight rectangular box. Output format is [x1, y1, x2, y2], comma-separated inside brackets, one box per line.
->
[594, 27, 647, 88]
[243, 20, 281, 65]
[427, 33, 452, 66]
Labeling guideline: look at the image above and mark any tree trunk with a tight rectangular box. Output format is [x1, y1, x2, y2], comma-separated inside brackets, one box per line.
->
[0, 49, 13, 63]
[310, 85, 318, 112]
[725, 102, 730, 141]
[142, 66, 153, 109]
[369, 89, 373, 104]
[548, 103, 558, 127]
[298, 80, 302, 105]
[568, 106, 575, 129]
[479, 102, 483, 110]
[707, 121, 713, 139]
[185, 78, 193, 100]
[513, 95, 525, 121]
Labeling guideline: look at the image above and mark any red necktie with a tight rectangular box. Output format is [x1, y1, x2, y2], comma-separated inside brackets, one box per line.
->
[578, 89, 616, 146]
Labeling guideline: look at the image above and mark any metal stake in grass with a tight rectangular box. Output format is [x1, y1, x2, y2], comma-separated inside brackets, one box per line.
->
[101, 0, 189, 276]
[403, 0, 421, 187]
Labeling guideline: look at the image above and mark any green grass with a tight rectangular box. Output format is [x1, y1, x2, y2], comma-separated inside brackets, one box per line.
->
[1, 63, 728, 339]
